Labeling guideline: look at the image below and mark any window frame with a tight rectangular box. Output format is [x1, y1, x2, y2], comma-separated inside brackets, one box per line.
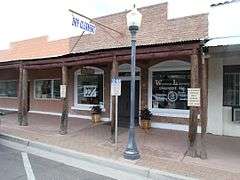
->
[223, 65, 240, 107]
[34, 79, 61, 100]
[148, 60, 190, 118]
[74, 67, 104, 111]
[0, 80, 17, 98]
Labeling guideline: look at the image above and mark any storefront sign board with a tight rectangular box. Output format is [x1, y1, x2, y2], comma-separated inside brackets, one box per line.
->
[60, 85, 67, 98]
[187, 88, 201, 107]
[72, 15, 96, 34]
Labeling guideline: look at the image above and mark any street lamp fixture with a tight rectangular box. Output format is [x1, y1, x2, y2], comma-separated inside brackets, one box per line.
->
[123, 5, 142, 160]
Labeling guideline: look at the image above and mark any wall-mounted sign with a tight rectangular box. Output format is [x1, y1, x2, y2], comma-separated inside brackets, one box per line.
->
[83, 85, 97, 97]
[60, 85, 67, 98]
[72, 15, 96, 34]
[111, 78, 121, 96]
[187, 88, 201, 107]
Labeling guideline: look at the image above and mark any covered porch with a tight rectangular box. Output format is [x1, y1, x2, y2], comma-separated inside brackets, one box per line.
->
[0, 112, 240, 179]
[0, 41, 208, 158]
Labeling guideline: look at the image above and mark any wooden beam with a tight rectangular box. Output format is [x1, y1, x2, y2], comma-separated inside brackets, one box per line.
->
[17, 65, 23, 125]
[59, 65, 68, 135]
[22, 68, 28, 126]
[20, 41, 200, 67]
[23, 50, 194, 70]
[200, 55, 208, 159]
[110, 56, 118, 142]
[0, 64, 19, 69]
[187, 53, 200, 158]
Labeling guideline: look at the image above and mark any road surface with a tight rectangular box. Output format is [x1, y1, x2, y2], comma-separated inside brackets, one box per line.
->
[0, 144, 115, 180]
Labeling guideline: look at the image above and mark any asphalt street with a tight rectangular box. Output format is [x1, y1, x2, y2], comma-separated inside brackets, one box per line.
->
[0, 144, 115, 180]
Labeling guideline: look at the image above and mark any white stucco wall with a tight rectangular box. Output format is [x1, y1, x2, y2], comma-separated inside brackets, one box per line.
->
[208, 50, 240, 137]
[207, 54, 224, 135]
[209, 1, 240, 39]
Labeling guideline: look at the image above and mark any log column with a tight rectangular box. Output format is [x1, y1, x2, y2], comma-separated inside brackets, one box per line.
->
[187, 52, 200, 157]
[18, 65, 28, 126]
[139, 63, 149, 110]
[110, 56, 118, 141]
[200, 54, 208, 159]
[18, 65, 23, 125]
[22, 68, 28, 126]
[60, 65, 68, 135]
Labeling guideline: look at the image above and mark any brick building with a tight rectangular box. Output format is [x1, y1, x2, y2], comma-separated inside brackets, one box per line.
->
[0, 3, 209, 140]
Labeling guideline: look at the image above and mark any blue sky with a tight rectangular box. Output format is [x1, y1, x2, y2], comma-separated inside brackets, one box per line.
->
[0, 0, 214, 49]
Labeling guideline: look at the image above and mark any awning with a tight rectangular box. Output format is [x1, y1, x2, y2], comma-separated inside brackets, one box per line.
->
[205, 36, 240, 46]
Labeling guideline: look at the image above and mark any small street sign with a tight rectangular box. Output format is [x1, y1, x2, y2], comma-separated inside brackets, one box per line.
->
[111, 78, 121, 96]
[187, 88, 201, 107]
[72, 15, 96, 34]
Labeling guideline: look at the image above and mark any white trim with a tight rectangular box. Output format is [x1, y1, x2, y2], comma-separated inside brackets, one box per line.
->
[74, 67, 105, 110]
[34, 79, 61, 100]
[118, 63, 141, 72]
[151, 108, 190, 118]
[148, 60, 191, 118]
[28, 110, 110, 122]
[151, 122, 201, 133]
[71, 106, 106, 112]
[0, 107, 18, 111]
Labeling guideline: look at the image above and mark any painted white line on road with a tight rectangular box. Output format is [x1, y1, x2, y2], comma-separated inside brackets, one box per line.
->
[21, 152, 36, 180]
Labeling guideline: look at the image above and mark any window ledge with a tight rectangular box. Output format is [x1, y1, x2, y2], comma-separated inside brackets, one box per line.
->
[71, 106, 106, 112]
[151, 108, 190, 118]
[0, 97, 17, 99]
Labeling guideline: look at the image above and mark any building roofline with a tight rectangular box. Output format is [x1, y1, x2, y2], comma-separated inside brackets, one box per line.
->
[211, 0, 240, 7]
[0, 40, 202, 64]
[92, 2, 168, 20]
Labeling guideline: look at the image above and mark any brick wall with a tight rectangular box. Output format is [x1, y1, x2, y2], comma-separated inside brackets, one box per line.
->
[0, 36, 69, 62]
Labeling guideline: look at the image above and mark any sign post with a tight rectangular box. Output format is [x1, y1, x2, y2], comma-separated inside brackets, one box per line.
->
[187, 88, 201, 107]
[111, 78, 121, 146]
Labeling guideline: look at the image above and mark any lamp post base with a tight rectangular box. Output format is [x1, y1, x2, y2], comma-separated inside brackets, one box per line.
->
[123, 148, 140, 160]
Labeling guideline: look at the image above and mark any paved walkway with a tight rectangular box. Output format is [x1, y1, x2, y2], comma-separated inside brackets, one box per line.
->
[1, 113, 240, 180]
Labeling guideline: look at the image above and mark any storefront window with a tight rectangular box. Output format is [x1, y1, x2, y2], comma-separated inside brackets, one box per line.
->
[0, 81, 17, 97]
[35, 79, 60, 99]
[223, 66, 240, 106]
[152, 71, 190, 110]
[76, 68, 104, 106]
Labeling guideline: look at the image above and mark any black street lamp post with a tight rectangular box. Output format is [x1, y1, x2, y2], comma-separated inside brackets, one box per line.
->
[123, 5, 142, 160]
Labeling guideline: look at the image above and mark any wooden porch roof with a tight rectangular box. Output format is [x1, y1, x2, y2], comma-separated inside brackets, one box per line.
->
[0, 40, 202, 70]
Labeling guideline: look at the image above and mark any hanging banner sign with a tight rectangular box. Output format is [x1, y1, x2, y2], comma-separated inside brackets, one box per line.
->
[111, 78, 121, 96]
[187, 88, 201, 107]
[60, 85, 67, 98]
[72, 15, 96, 34]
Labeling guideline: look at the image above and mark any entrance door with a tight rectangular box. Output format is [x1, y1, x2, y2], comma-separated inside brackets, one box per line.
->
[118, 80, 139, 127]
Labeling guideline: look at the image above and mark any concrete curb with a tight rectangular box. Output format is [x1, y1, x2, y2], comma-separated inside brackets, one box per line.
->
[0, 133, 197, 180]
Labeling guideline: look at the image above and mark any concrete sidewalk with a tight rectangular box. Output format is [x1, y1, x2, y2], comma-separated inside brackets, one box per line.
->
[1, 113, 240, 179]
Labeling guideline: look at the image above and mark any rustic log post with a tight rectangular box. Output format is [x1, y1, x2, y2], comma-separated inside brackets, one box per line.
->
[18, 64, 23, 125]
[22, 68, 28, 126]
[110, 56, 118, 141]
[200, 55, 208, 159]
[60, 65, 68, 135]
[139, 63, 149, 110]
[187, 53, 200, 157]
